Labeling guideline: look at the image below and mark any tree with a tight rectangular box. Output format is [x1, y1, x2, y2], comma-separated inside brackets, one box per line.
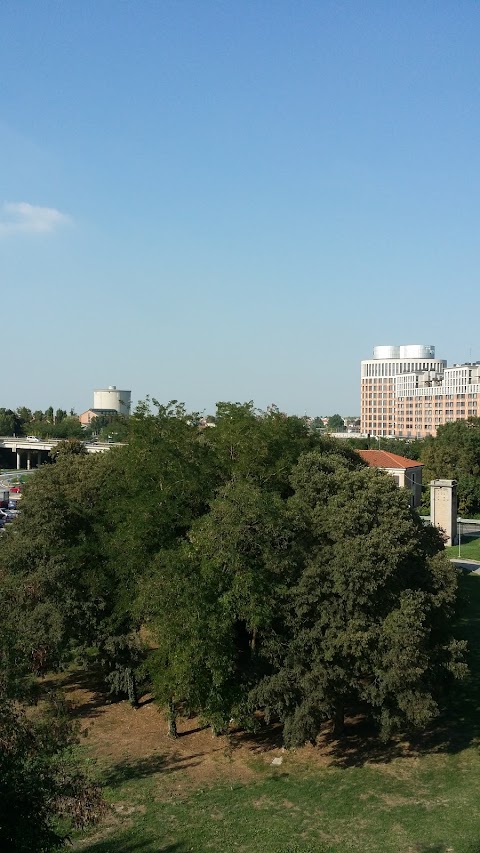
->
[0, 695, 105, 851]
[309, 417, 326, 432]
[421, 418, 480, 515]
[141, 479, 296, 734]
[100, 400, 218, 621]
[0, 452, 112, 674]
[16, 406, 32, 427]
[138, 406, 465, 745]
[371, 437, 423, 459]
[0, 529, 105, 851]
[0, 408, 21, 436]
[89, 413, 129, 442]
[327, 414, 345, 432]
[49, 438, 87, 459]
[52, 417, 85, 439]
[141, 417, 365, 733]
[204, 401, 320, 497]
[27, 417, 86, 441]
[0, 399, 468, 754]
[253, 452, 467, 744]
[0, 401, 217, 704]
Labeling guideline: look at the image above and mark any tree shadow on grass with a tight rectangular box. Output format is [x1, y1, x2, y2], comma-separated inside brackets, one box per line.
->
[410, 844, 480, 853]
[229, 719, 285, 754]
[137, 694, 155, 708]
[42, 669, 155, 721]
[179, 723, 209, 736]
[40, 668, 111, 721]
[409, 846, 453, 853]
[100, 751, 204, 788]
[77, 834, 187, 852]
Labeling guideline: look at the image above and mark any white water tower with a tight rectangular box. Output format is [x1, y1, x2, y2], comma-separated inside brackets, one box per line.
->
[93, 386, 131, 416]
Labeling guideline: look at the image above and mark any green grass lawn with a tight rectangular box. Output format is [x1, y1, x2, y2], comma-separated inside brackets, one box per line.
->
[446, 535, 480, 562]
[75, 751, 480, 853]
[74, 755, 480, 853]
[73, 573, 480, 853]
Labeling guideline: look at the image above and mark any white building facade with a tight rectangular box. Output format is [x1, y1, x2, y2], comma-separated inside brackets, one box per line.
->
[93, 386, 131, 416]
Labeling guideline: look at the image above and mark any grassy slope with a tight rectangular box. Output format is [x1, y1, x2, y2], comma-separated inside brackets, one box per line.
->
[446, 536, 480, 562]
[74, 573, 480, 853]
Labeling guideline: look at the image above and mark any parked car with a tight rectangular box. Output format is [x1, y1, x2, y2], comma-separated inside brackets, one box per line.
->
[1, 508, 19, 519]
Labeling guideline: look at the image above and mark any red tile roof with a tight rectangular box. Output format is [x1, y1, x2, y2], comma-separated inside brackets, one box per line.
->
[356, 449, 423, 470]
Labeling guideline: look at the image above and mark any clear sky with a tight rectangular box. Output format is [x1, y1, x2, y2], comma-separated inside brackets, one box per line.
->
[1, 1, 479, 416]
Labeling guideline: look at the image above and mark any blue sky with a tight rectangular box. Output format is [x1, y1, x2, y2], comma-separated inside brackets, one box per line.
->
[1, 1, 479, 416]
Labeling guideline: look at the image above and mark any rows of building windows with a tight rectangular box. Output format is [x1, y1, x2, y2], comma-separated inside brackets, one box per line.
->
[361, 354, 480, 438]
[362, 360, 446, 377]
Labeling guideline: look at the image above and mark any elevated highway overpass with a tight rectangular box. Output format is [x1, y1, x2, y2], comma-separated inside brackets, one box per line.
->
[0, 437, 124, 469]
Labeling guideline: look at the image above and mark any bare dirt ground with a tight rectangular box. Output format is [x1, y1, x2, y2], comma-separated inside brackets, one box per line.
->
[43, 669, 418, 793]
[44, 670, 317, 789]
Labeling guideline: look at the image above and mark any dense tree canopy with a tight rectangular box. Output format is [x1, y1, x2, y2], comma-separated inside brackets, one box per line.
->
[0, 400, 468, 787]
[28, 416, 85, 440]
[0, 489, 105, 852]
[0, 405, 87, 439]
[422, 418, 480, 516]
[0, 695, 105, 852]
[0, 452, 111, 674]
[0, 408, 22, 435]
[89, 413, 129, 442]
[326, 414, 345, 432]
[254, 452, 464, 743]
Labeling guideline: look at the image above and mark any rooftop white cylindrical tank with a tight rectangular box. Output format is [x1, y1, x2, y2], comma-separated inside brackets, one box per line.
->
[373, 345, 400, 359]
[399, 345, 435, 359]
[93, 386, 131, 416]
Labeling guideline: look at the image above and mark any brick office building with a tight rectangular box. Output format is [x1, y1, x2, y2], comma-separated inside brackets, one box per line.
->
[361, 345, 480, 438]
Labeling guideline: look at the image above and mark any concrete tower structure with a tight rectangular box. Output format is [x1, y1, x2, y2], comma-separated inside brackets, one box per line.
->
[93, 386, 131, 416]
[79, 386, 132, 426]
[430, 479, 458, 547]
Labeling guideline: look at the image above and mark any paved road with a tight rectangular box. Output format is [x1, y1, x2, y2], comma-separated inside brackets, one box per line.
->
[451, 558, 480, 573]
[0, 469, 36, 492]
